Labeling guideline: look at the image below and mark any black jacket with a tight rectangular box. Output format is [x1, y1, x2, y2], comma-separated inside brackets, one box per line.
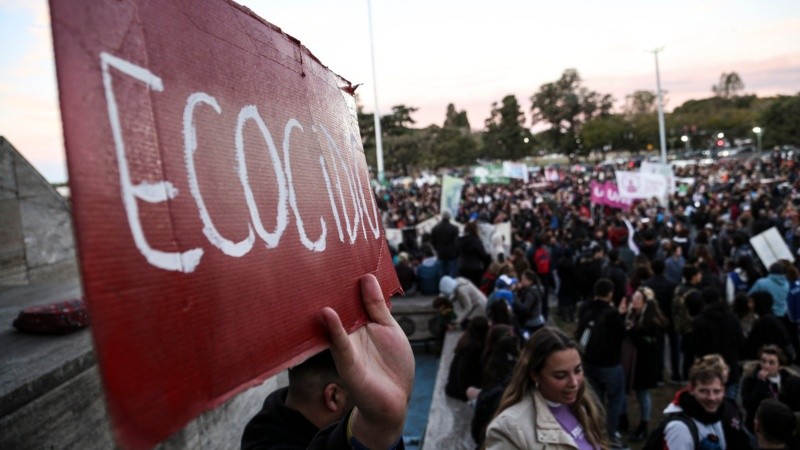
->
[241, 387, 319, 450]
[740, 362, 800, 432]
[241, 388, 394, 450]
[576, 299, 625, 367]
[692, 302, 745, 383]
[431, 220, 459, 260]
[743, 312, 793, 360]
[445, 339, 484, 401]
[644, 274, 678, 322]
[457, 234, 489, 272]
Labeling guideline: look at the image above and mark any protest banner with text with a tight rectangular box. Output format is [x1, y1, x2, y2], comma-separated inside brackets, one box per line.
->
[50, 0, 400, 447]
[590, 180, 633, 210]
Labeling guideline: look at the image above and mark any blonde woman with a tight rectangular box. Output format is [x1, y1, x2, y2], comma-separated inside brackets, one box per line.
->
[485, 327, 607, 449]
[621, 286, 667, 441]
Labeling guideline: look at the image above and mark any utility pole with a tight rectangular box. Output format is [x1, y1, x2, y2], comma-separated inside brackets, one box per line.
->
[653, 48, 667, 164]
[366, 0, 384, 183]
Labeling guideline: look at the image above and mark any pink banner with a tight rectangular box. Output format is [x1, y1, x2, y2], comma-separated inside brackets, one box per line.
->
[590, 180, 633, 210]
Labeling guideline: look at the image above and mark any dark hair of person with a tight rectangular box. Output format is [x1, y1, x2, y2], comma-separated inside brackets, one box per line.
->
[481, 325, 515, 378]
[521, 269, 539, 284]
[465, 221, 479, 237]
[487, 301, 514, 326]
[650, 258, 666, 275]
[688, 358, 725, 386]
[786, 263, 799, 283]
[750, 291, 774, 317]
[682, 264, 700, 282]
[739, 256, 762, 288]
[593, 278, 614, 298]
[769, 261, 787, 275]
[731, 292, 751, 319]
[421, 243, 435, 258]
[759, 344, 789, 366]
[755, 399, 797, 444]
[455, 316, 489, 353]
[494, 327, 607, 447]
[287, 349, 340, 402]
[630, 265, 653, 292]
[481, 335, 520, 388]
[512, 248, 530, 277]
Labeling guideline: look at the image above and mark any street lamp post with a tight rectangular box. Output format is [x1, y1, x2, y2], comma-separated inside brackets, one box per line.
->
[652, 48, 667, 164]
[753, 126, 763, 153]
[367, 0, 384, 183]
[681, 135, 689, 153]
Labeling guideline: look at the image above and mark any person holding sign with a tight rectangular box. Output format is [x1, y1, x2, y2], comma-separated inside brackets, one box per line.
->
[243, 274, 414, 449]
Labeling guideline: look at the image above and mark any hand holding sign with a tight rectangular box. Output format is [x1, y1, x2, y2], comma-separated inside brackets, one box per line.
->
[322, 274, 415, 449]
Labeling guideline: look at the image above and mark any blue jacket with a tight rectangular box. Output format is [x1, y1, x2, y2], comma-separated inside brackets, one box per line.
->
[749, 273, 789, 317]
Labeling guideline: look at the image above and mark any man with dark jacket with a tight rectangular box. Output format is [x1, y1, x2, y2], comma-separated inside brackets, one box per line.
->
[604, 248, 628, 307]
[692, 287, 745, 399]
[241, 350, 349, 449]
[576, 278, 626, 448]
[241, 275, 412, 450]
[644, 259, 679, 384]
[431, 211, 459, 278]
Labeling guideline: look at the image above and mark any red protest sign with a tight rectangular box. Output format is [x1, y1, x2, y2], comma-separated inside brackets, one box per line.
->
[49, 0, 400, 448]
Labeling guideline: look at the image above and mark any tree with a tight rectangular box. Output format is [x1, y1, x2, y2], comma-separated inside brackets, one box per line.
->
[759, 94, 800, 147]
[443, 103, 471, 130]
[381, 104, 418, 135]
[381, 105, 420, 176]
[582, 114, 628, 154]
[623, 90, 657, 117]
[712, 72, 745, 99]
[482, 94, 533, 161]
[430, 104, 477, 168]
[530, 68, 613, 157]
[358, 103, 377, 168]
[670, 94, 760, 148]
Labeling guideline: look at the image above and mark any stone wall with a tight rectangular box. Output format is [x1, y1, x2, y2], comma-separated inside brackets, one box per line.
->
[0, 137, 78, 286]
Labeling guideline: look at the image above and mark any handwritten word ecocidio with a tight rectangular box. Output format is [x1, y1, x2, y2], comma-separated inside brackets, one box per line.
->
[100, 52, 380, 273]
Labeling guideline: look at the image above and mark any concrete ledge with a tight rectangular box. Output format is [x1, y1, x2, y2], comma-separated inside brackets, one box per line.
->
[1, 281, 434, 449]
[422, 330, 475, 450]
[0, 279, 289, 449]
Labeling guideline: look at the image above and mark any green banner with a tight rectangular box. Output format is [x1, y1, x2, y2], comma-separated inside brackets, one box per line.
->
[441, 175, 465, 218]
[472, 164, 510, 184]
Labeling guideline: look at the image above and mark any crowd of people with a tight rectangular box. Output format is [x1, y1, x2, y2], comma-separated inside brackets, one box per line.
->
[239, 152, 800, 450]
[401, 152, 800, 449]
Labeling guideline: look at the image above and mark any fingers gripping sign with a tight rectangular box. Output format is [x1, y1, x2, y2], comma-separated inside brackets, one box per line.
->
[321, 274, 415, 449]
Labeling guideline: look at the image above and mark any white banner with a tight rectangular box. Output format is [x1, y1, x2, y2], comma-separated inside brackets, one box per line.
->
[750, 227, 795, 269]
[640, 161, 676, 194]
[502, 161, 529, 182]
[615, 171, 669, 199]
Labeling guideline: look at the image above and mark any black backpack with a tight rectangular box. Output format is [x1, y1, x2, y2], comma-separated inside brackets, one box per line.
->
[641, 412, 699, 450]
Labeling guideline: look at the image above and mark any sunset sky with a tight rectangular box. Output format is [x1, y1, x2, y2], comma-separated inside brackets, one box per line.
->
[1, 0, 798, 182]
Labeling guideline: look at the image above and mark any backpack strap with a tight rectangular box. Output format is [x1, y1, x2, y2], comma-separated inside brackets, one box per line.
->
[665, 412, 699, 448]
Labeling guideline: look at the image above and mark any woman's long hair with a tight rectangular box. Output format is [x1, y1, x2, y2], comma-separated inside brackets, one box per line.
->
[627, 286, 667, 330]
[455, 316, 489, 353]
[493, 327, 607, 447]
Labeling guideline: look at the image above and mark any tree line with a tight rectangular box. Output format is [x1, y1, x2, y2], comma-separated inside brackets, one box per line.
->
[357, 69, 800, 177]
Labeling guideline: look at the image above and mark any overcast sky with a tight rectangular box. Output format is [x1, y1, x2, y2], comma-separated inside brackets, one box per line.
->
[1, 0, 798, 182]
